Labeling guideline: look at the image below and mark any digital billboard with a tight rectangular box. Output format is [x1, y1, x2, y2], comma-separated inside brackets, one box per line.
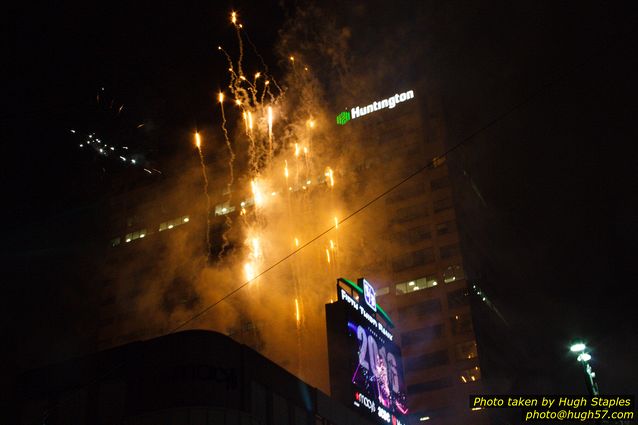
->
[326, 278, 408, 425]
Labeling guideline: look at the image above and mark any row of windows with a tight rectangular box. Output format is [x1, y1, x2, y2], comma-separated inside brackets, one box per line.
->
[125, 229, 147, 243]
[404, 341, 478, 371]
[407, 366, 481, 395]
[109, 215, 190, 247]
[392, 247, 435, 272]
[399, 313, 472, 345]
[395, 275, 439, 294]
[213, 171, 343, 217]
[159, 215, 190, 231]
[391, 245, 461, 272]
[392, 219, 457, 246]
[395, 264, 465, 294]
[385, 183, 424, 204]
[392, 202, 429, 224]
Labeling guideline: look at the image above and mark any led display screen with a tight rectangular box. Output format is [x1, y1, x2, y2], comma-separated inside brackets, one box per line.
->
[329, 282, 408, 424]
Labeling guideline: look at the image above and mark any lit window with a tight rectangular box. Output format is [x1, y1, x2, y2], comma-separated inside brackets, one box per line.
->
[443, 265, 465, 283]
[159, 215, 191, 232]
[215, 202, 235, 216]
[110, 237, 121, 247]
[455, 341, 478, 360]
[395, 275, 438, 295]
[123, 229, 146, 243]
[459, 366, 481, 383]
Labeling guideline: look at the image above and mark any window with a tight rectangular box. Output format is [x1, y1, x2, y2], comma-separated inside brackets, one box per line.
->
[391, 202, 429, 224]
[401, 324, 444, 346]
[447, 288, 470, 308]
[436, 220, 456, 236]
[450, 314, 473, 335]
[159, 215, 190, 232]
[386, 183, 423, 204]
[455, 341, 478, 360]
[443, 264, 465, 283]
[398, 224, 432, 244]
[459, 366, 481, 383]
[430, 176, 450, 191]
[398, 299, 441, 319]
[433, 197, 453, 213]
[376, 286, 390, 297]
[440, 244, 460, 259]
[407, 377, 452, 394]
[214, 202, 235, 216]
[124, 228, 146, 243]
[109, 237, 121, 247]
[405, 349, 449, 371]
[391, 248, 435, 272]
[395, 275, 438, 295]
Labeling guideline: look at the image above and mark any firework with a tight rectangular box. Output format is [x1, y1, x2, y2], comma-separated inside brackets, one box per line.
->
[195, 132, 212, 257]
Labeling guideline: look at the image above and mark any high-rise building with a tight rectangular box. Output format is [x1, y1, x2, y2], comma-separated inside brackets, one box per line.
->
[91, 83, 488, 425]
[329, 88, 488, 425]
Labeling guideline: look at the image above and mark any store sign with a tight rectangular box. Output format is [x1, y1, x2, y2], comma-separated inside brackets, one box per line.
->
[336, 90, 415, 125]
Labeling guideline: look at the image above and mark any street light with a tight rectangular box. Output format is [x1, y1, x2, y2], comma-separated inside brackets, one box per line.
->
[570, 342, 586, 352]
[569, 341, 599, 396]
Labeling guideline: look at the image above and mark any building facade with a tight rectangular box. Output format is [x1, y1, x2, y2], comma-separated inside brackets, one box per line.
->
[15, 330, 378, 425]
[90, 82, 489, 425]
[334, 89, 488, 425]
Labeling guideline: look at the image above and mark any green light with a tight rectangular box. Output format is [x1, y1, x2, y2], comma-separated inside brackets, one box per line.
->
[336, 111, 351, 125]
[577, 353, 591, 362]
[570, 343, 586, 352]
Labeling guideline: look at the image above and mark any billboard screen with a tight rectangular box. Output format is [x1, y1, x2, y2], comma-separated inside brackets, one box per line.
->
[327, 278, 408, 425]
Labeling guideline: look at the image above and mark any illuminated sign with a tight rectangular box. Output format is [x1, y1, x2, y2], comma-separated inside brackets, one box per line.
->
[328, 278, 408, 424]
[336, 90, 415, 125]
[362, 279, 377, 312]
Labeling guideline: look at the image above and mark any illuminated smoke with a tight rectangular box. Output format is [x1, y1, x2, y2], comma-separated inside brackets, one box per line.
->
[102, 3, 425, 394]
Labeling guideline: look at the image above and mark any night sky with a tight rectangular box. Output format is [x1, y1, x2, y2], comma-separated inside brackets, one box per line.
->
[5, 0, 636, 409]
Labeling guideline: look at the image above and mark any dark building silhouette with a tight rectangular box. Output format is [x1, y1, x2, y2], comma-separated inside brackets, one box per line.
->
[14, 330, 378, 425]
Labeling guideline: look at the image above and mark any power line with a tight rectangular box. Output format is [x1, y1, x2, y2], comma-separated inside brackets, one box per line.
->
[31, 31, 622, 418]
[169, 39, 591, 332]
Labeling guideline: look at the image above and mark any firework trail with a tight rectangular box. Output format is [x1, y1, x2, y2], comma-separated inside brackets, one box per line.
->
[218, 92, 235, 260]
[195, 132, 212, 258]
[204, 10, 352, 387]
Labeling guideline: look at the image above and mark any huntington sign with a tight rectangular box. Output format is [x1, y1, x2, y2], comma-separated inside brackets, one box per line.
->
[336, 90, 415, 125]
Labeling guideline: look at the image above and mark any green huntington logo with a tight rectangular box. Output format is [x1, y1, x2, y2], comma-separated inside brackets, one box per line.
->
[336, 111, 351, 125]
[336, 89, 415, 125]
